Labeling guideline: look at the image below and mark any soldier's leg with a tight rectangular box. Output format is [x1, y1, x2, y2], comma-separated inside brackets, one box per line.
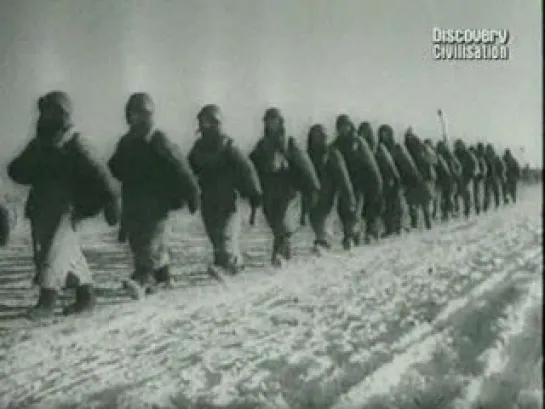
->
[502, 179, 509, 205]
[473, 179, 481, 215]
[483, 178, 491, 212]
[461, 181, 471, 218]
[511, 179, 518, 203]
[309, 199, 333, 250]
[263, 198, 294, 266]
[337, 197, 358, 250]
[363, 195, 382, 242]
[405, 187, 419, 229]
[492, 180, 501, 209]
[215, 209, 244, 273]
[382, 185, 396, 236]
[35, 216, 95, 316]
[202, 206, 243, 274]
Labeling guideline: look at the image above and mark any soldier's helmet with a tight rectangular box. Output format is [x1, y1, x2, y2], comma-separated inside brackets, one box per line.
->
[377, 124, 395, 149]
[125, 93, 154, 117]
[454, 138, 466, 151]
[38, 91, 72, 118]
[307, 124, 327, 146]
[309, 124, 326, 137]
[335, 114, 353, 131]
[263, 107, 283, 122]
[197, 104, 223, 124]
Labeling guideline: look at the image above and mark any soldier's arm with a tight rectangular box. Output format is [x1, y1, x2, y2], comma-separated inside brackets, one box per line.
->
[8, 139, 40, 186]
[107, 137, 128, 182]
[72, 135, 120, 226]
[229, 143, 263, 208]
[288, 137, 321, 193]
[152, 132, 201, 214]
[187, 141, 201, 176]
[248, 143, 262, 177]
[330, 148, 357, 211]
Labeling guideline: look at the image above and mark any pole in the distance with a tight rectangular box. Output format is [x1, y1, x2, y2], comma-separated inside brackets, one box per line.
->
[437, 109, 447, 143]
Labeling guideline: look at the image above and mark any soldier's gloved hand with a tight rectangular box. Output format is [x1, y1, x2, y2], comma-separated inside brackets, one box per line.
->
[118, 227, 127, 243]
[249, 194, 262, 210]
[104, 201, 120, 227]
[187, 196, 200, 215]
[309, 190, 319, 208]
[249, 206, 257, 226]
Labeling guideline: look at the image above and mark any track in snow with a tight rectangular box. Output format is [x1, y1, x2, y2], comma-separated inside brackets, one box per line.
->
[0, 187, 542, 409]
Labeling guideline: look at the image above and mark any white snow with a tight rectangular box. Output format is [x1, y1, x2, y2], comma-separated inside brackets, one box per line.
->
[0, 187, 541, 409]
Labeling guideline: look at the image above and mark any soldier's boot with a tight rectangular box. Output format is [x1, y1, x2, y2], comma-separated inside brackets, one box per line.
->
[423, 206, 432, 230]
[272, 234, 291, 267]
[409, 205, 418, 229]
[271, 237, 284, 267]
[27, 288, 57, 320]
[123, 270, 154, 300]
[312, 239, 331, 254]
[154, 265, 173, 288]
[63, 284, 96, 316]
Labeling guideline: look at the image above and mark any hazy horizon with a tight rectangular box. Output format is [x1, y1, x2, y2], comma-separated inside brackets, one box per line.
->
[0, 0, 542, 168]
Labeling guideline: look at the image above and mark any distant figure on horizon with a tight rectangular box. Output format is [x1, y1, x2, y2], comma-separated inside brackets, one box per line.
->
[483, 144, 503, 212]
[108, 92, 200, 299]
[8, 91, 119, 319]
[469, 144, 488, 215]
[503, 148, 521, 204]
[188, 104, 262, 277]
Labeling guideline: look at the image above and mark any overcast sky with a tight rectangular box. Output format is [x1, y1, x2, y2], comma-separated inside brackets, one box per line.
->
[0, 0, 541, 166]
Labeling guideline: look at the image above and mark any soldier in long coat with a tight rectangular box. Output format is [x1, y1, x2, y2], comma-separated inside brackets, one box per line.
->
[189, 105, 262, 275]
[403, 129, 436, 230]
[482, 144, 503, 212]
[250, 108, 320, 266]
[108, 93, 200, 299]
[436, 140, 462, 218]
[362, 123, 402, 237]
[301, 124, 356, 253]
[424, 139, 454, 222]
[8, 91, 119, 318]
[331, 115, 383, 247]
[453, 139, 478, 218]
[378, 125, 406, 234]
[502, 148, 521, 204]
[469, 144, 488, 215]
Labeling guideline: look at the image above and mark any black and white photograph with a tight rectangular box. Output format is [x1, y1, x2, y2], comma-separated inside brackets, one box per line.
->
[0, 0, 542, 408]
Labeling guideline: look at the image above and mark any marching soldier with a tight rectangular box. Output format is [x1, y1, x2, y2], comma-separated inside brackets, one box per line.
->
[108, 93, 200, 299]
[331, 115, 383, 247]
[503, 149, 521, 204]
[302, 124, 355, 253]
[189, 104, 262, 275]
[250, 108, 320, 265]
[8, 91, 119, 318]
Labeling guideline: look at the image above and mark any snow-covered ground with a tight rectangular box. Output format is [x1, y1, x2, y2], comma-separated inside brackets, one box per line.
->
[0, 187, 542, 409]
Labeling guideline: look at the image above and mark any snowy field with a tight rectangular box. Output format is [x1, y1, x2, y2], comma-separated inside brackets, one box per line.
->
[0, 186, 542, 409]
